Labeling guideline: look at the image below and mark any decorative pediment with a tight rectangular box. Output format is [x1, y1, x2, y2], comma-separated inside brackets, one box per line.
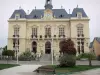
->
[13, 24, 20, 28]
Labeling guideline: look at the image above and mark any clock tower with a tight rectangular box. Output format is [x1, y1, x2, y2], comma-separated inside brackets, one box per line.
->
[44, 0, 53, 19]
[45, 0, 53, 9]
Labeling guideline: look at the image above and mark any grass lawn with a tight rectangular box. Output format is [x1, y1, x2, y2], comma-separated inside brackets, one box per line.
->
[0, 64, 19, 70]
[37, 65, 100, 74]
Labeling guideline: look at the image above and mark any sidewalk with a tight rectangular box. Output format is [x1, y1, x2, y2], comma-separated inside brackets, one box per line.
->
[0, 65, 41, 75]
[0, 65, 100, 75]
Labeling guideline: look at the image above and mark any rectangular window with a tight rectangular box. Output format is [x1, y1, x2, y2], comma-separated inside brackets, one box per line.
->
[14, 27, 19, 37]
[45, 28, 51, 36]
[77, 26, 83, 37]
[77, 12, 82, 19]
[32, 28, 37, 36]
[15, 14, 20, 20]
[59, 28, 65, 36]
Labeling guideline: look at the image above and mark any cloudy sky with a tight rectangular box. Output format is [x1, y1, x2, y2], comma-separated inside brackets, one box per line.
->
[0, 0, 100, 47]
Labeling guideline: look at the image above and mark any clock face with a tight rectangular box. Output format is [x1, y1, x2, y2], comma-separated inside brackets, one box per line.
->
[45, 13, 51, 18]
[47, 14, 50, 17]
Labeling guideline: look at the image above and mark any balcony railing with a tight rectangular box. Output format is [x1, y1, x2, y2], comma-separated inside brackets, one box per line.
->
[13, 35, 19, 38]
[59, 35, 65, 38]
[31, 35, 37, 38]
[45, 35, 51, 38]
[77, 34, 84, 37]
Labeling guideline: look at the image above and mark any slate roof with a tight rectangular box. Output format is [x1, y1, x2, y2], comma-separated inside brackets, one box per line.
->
[95, 37, 100, 43]
[89, 37, 100, 48]
[89, 42, 93, 48]
[71, 8, 88, 17]
[10, 9, 26, 18]
[10, 8, 88, 19]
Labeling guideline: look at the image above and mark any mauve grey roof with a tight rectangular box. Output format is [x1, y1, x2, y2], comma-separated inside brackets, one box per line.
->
[10, 8, 88, 19]
[95, 37, 100, 43]
[89, 42, 93, 48]
[89, 37, 100, 48]
[10, 9, 26, 19]
[26, 9, 44, 19]
[53, 9, 70, 18]
[71, 8, 88, 17]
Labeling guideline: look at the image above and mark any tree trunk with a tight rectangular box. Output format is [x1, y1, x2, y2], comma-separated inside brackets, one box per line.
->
[88, 55, 92, 66]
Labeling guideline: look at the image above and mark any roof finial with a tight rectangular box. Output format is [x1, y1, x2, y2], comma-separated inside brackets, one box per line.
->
[19, 6, 21, 9]
[27, 10, 29, 15]
[77, 5, 79, 8]
[61, 5, 63, 9]
[35, 6, 36, 10]
[69, 9, 70, 14]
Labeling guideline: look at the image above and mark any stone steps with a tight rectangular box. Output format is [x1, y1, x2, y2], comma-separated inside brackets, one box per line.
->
[40, 54, 51, 61]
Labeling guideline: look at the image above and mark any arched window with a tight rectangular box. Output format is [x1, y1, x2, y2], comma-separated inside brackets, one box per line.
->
[45, 41, 51, 54]
[32, 41, 37, 53]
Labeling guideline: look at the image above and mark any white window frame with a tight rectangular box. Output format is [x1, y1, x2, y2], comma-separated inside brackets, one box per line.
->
[77, 12, 82, 19]
[15, 14, 20, 20]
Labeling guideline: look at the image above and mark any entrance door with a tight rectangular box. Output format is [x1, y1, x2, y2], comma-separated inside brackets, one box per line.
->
[45, 41, 51, 54]
[32, 41, 37, 53]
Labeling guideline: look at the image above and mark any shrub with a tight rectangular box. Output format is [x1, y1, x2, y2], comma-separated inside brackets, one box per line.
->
[97, 55, 100, 61]
[18, 51, 36, 61]
[59, 53, 76, 67]
[2, 50, 15, 57]
[76, 53, 96, 60]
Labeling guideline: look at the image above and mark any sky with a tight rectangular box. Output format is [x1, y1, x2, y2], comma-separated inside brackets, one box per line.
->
[0, 0, 100, 47]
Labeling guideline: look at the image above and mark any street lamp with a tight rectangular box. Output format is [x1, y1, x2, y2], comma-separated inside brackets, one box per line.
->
[15, 37, 19, 64]
[51, 38, 53, 65]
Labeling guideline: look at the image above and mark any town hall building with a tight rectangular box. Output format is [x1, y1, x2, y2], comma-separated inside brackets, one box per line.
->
[8, 0, 90, 59]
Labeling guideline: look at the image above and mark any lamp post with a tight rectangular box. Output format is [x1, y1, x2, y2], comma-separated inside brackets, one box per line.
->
[16, 46, 18, 64]
[51, 38, 53, 65]
[15, 37, 19, 64]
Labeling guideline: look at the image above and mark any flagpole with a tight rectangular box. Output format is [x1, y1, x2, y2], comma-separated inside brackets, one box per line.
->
[51, 38, 53, 65]
[16, 37, 19, 64]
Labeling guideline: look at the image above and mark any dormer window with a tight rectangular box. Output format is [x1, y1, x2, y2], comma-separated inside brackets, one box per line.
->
[15, 14, 20, 20]
[77, 12, 82, 19]
[59, 14, 64, 18]
[33, 15, 38, 18]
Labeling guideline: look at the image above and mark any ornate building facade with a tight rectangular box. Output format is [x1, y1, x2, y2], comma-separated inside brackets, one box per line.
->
[8, 0, 90, 58]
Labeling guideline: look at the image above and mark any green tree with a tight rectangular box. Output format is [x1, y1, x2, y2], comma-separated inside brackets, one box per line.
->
[77, 53, 95, 66]
[2, 50, 15, 64]
[3, 45, 7, 51]
[2, 50, 14, 56]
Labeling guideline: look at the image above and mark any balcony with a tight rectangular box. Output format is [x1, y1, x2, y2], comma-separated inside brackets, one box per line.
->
[13, 35, 19, 40]
[44, 35, 52, 40]
[82, 34, 84, 37]
[45, 35, 51, 38]
[77, 34, 84, 38]
[31, 35, 38, 40]
[13, 35, 19, 37]
[58, 35, 66, 40]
